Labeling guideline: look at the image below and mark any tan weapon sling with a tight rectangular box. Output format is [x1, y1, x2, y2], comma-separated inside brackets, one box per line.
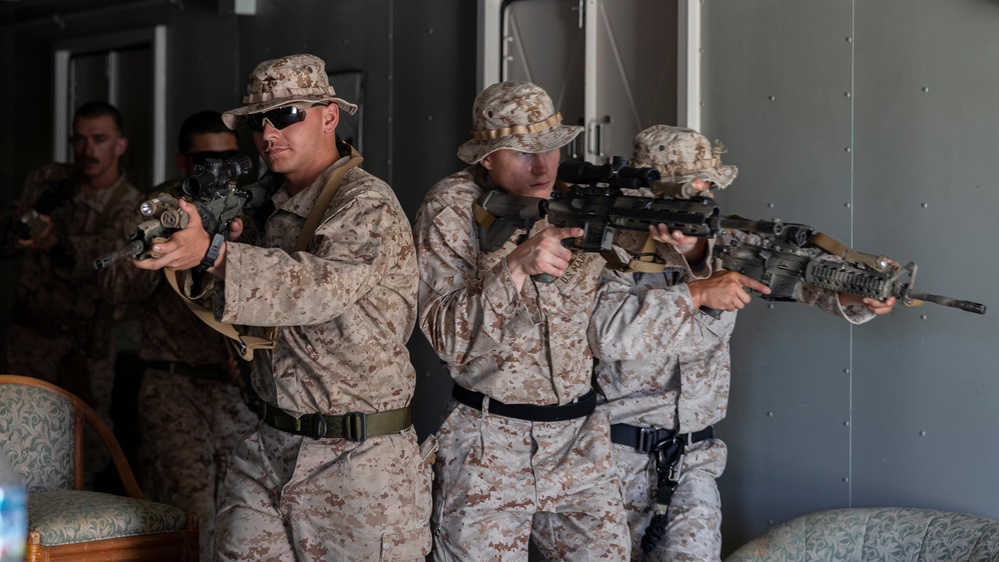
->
[165, 146, 363, 360]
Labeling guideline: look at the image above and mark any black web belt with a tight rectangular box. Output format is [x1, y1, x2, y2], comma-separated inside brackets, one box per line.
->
[610, 423, 714, 454]
[262, 402, 411, 441]
[452, 384, 596, 422]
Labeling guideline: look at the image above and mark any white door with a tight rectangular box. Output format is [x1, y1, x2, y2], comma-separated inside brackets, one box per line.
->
[482, 0, 699, 164]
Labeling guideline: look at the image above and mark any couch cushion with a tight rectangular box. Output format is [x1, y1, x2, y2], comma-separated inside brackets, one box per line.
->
[726, 507, 999, 562]
[28, 490, 188, 546]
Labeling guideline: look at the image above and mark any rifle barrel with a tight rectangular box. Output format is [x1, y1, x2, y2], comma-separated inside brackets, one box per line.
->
[908, 290, 986, 315]
[93, 239, 145, 271]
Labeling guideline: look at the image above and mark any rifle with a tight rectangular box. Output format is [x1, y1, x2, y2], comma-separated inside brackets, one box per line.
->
[714, 230, 986, 315]
[476, 156, 787, 254]
[94, 155, 282, 270]
[1, 179, 74, 258]
[477, 156, 986, 315]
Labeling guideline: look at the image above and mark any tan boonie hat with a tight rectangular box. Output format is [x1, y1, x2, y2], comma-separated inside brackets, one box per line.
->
[457, 81, 582, 165]
[632, 125, 738, 189]
[222, 53, 358, 129]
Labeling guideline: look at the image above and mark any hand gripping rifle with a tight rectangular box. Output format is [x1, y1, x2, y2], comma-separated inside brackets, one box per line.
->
[714, 227, 986, 315]
[93, 155, 282, 270]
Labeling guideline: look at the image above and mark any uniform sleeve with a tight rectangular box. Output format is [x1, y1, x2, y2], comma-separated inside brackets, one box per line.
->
[217, 193, 406, 327]
[588, 268, 698, 362]
[414, 190, 537, 367]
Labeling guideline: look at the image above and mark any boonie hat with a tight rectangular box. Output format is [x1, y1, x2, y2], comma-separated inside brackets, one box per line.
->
[457, 81, 582, 165]
[632, 125, 737, 189]
[222, 53, 358, 129]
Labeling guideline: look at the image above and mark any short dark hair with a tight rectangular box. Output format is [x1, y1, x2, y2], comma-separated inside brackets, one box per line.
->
[178, 111, 236, 154]
[74, 100, 125, 136]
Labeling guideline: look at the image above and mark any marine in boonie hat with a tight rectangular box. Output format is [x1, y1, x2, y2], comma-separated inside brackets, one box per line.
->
[457, 81, 582, 165]
[632, 125, 738, 189]
[222, 53, 358, 129]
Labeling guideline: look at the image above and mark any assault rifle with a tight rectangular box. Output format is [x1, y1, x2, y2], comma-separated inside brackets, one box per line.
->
[1, 179, 74, 258]
[714, 229, 986, 315]
[93, 155, 282, 270]
[477, 156, 986, 315]
[477, 156, 788, 253]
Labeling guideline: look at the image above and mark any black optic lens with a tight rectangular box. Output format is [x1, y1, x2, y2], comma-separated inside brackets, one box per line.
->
[247, 105, 309, 132]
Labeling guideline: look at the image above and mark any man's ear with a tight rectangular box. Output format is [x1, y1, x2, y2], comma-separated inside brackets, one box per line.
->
[115, 137, 128, 158]
[323, 103, 340, 134]
[480, 153, 494, 172]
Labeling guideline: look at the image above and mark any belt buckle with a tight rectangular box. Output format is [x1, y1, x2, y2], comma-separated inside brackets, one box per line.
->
[639, 427, 657, 454]
[305, 414, 327, 440]
[344, 412, 367, 442]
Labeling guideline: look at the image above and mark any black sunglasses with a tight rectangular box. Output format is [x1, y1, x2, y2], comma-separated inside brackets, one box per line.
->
[247, 105, 311, 132]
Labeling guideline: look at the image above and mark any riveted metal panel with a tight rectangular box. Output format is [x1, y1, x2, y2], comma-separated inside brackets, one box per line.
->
[701, 0, 857, 551]
[703, 0, 999, 556]
[851, 0, 999, 516]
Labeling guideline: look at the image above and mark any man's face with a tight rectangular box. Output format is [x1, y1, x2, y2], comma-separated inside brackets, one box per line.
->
[176, 132, 240, 176]
[71, 115, 127, 181]
[480, 148, 560, 198]
[252, 103, 337, 176]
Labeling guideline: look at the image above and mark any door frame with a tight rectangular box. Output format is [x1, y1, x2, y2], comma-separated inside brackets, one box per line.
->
[53, 25, 167, 185]
[478, 0, 700, 130]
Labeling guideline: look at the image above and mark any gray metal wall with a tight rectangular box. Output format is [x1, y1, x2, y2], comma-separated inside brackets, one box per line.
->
[702, 0, 999, 556]
[0, 0, 474, 440]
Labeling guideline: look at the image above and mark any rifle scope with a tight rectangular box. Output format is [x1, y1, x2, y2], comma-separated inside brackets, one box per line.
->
[180, 154, 253, 198]
[558, 156, 660, 189]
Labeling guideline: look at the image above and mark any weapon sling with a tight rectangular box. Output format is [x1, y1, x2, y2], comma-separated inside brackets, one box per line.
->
[164, 145, 363, 360]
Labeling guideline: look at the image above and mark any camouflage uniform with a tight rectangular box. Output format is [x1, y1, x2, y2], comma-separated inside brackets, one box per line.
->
[5, 163, 143, 483]
[182, 55, 431, 562]
[590, 126, 877, 561]
[416, 81, 630, 561]
[98, 178, 258, 561]
[195, 157, 430, 561]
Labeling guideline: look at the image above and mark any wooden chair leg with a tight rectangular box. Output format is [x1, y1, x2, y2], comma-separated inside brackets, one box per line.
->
[184, 513, 200, 562]
[26, 530, 43, 562]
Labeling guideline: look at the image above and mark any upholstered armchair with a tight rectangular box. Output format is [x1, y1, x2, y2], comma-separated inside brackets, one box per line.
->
[725, 506, 999, 562]
[0, 374, 198, 561]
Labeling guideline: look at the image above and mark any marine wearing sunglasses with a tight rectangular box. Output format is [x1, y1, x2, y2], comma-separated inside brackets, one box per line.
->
[246, 102, 328, 132]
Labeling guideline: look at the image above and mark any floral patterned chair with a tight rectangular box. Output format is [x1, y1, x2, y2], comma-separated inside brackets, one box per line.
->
[0, 374, 198, 561]
[725, 506, 999, 562]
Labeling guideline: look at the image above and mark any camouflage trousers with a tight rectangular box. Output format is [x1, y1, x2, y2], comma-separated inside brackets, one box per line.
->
[432, 402, 630, 561]
[214, 422, 433, 562]
[137, 369, 259, 562]
[615, 437, 727, 562]
[6, 322, 114, 487]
